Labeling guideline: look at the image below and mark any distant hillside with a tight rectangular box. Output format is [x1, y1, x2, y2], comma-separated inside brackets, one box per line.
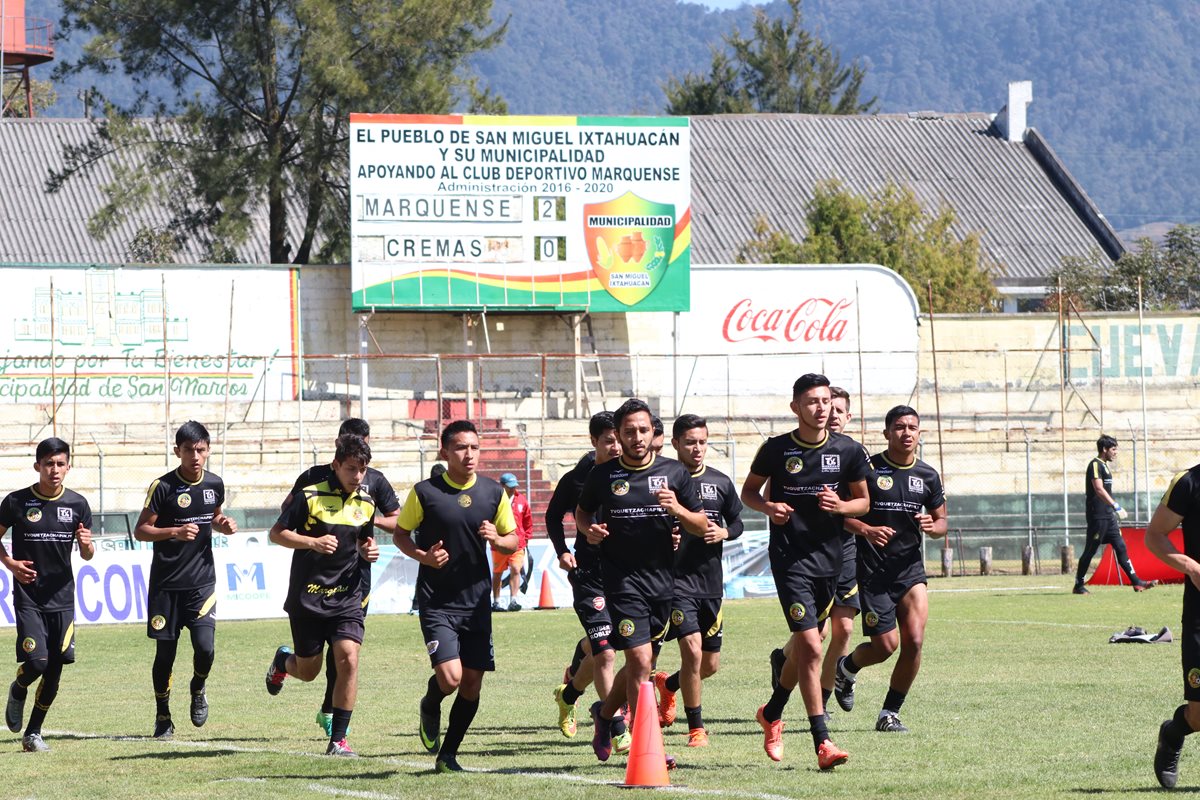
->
[34, 0, 1200, 235]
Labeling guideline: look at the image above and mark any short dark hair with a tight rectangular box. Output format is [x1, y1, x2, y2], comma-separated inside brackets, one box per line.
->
[614, 398, 652, 430]
[334, 433, 371, 464]
[176, 420, 210, 447]
[1097, 434, 1118, 453]
[588, 411, 616, 439]
[792, 373, 830, 398]
[672, 413, 707, 439]
[339, 418, 370, 438]
[830, 386, 850, 403]
[440, 419, 478, 448]
[651, 416, 664, 437]
[35, 437, 70, 463]
[885, 405, 920, 429]
[430, 463, 447, 479]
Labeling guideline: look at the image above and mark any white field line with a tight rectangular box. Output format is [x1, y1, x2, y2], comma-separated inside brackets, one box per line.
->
[928, 585, 1061, 593]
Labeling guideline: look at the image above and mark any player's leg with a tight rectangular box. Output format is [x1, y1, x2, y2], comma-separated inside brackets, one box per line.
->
[1155, 618, 1200, 788]
[317, 645, 337, 734]
[1074, 525, 1103, 593]
[326, 630, 363, 756]
[186, 622, 215, 727]
[821, 605, 856, 712]
[8, 607, 50, 736]
[419, 609, 466, 757]
[146, 591, 182, 738]
[491, 553, 506, 610]
[21, 609, 75, 750]
[874, 582, 928, 732]
[1108, 530, 1153, 589]
[435, 612, 493, 772]
[835, 578, 900, 719]
[507, 550, 525, 610]
[266, 613, 325, 698]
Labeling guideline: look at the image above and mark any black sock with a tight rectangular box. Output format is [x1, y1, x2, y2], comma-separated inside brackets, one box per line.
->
[809, 715, 830, 751]
[842, 653, 861, 675]
[561, 682, 584, 705]
[569, 640, 586, 677]
[330, 707, 352, 742]
[439, 695, 480, 759]
[685, 705, 703, 730]
[821, 687, 832, 709]
[665, 672, 681, 693]
[423, 674, 448, 709]
[882, 687, 907, 715]
[25, 664, 62, 737]
[611, 712, 627, 737]
[15, 660, 46, 692]
[1165, 704, 1196, 744]
[322, 648, 338, 714]
[153, 640, 177, 719]
[189, 626, 214, 695]
[763, 685, 792, 722]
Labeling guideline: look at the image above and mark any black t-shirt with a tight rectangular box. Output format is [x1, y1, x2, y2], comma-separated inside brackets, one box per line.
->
[856, 453, 946, 577]
[1163, 465, 1200, 617]
[278, 475, 376, 616]
[673, 465, 744, 598]
[749, 429, 871, 577]
[1085, 457, 1115, 520]
[144, 469, 225, 591]
[578, 454, 702, 601]
[399, 474, 515, 613]
[0, 486, 92, 611]
[544, 452, 601, 565]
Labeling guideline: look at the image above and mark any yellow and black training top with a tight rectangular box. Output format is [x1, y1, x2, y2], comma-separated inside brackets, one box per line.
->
[144, 468, 225, 591]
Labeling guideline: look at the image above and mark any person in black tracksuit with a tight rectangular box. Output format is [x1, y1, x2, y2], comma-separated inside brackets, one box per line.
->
[1074, 434, 1154, 594]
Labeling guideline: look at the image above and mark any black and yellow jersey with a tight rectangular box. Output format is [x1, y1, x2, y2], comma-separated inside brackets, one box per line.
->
[1162, 465, 1200, 616]
[749, 429, 871, 577]
[544, 451, 601, 565]
[144, 469, 225, 591]
[1085, 457, 1115, 520]
[278, 476, 377, 616]
[399, 473, 515, 614]
[0, 486, 92, 611]
[674, 464, 743, 599]
[856, 453, 946, 575]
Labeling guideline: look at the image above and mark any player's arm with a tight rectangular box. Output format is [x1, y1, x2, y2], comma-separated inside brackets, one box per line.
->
[392, 489, 448, 568]
[481, 491, 520, 554]
[371, 478, 401, 535]
[741, 471, 793, 524]
[134, 508, 199, 543]
[818, 479, 870, 517]
[269, 494, 336, 553]
[1091, 470, 1127, 518]
[544, 475, 576, 563]
[212, 505, 238, 536]
[373, 510, 400, 535]
[1145, 503, 1193, 584]
[916, 502, 949, 539]
[75, 518, 95, 561]
[0, 524, 36, 583]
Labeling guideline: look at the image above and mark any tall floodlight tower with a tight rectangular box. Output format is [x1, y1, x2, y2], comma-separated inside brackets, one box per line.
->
[1, 0, 54, 118]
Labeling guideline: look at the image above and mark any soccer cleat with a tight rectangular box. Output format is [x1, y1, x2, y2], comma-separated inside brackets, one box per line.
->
[756, 704, 784, 762]
[419, 698, 441, 754]
[590, 700, 612, 761]
[833, 656, 856, 712]
[190, 690, 208, 727]
[769, 647, 786, 691]
[1072, 585, 1090, 595]
[817, 738, 849, 770]
[654, 670, 677, 727]
[553, 684, 578, 737]
[326, 738, 358, 757]
[316, 710, 333, 737]
[6, 682, 25, 733]
[876, 712, 909, 733]
[687, 727, 709, 747]
[21, 733, 49, 752]
[1156, 720, 1183, 789]
[265, 645, 291, 696]
[665, 753, 677, 770]
[153, 715, 175, 740]
[613, 728, 632, 753]
[435, 754, 464, 773]
[491, 601, 504, 612]
[1134, 580, 1159, 593]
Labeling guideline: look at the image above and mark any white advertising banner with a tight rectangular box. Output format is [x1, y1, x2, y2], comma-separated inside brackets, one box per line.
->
[0, 265, 299, 403]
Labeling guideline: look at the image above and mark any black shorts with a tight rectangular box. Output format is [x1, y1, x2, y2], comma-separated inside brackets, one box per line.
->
[859, 562, 927, 637]
[833, 550, 861, 612]
[771, 557, 837, 632]
[609, 593, 671, 650]
[288, 610, 365, 659]
[569, 564, 614, 654]
[666, 595, 723, 652]
[147, 586, 217, 640]
[419, 606, 495, 671]
[1086, 515, 1121, 543]
[15, 607, 75, 664]
[1182, 611, 1200, 702]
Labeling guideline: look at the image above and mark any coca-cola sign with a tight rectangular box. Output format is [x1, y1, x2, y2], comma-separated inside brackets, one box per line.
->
[722, 297, 852, 344]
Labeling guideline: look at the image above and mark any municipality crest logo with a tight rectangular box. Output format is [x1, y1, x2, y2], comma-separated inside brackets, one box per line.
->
[618, 619, 635, 637]
[671, 609, 685, 627]
[785, 457, 803, 474]
[611, 480, 630, 497]
[584, 191, 675, 306]
[877, 476, 894, 490]
[25, 508, 42, 523]
[788, 603, 805, 621]
[457, 495, 473, 508]
[865, 611, 880, 628]
[150, 616, 167, 631]
[1190, 668, 1200, 690]
[21, 637, 35, 653]
[177, 493, 192, 509]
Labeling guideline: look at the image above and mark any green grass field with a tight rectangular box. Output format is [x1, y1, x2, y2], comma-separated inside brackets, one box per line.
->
[0, 574, 1188, 799]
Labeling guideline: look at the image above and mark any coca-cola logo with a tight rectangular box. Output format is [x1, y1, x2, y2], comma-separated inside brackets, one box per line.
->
[721, 297, 853, 344]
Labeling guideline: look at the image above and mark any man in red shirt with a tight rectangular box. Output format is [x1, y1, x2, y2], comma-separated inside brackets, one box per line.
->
[492, 473, 533, 611]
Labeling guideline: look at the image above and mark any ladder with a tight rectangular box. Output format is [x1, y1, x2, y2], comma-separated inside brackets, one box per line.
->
[578, 313, 607, 415]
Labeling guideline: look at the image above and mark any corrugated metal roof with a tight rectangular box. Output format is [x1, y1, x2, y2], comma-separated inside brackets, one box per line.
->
[690, 114, 1122, 284]
[0, 117, 313, 264]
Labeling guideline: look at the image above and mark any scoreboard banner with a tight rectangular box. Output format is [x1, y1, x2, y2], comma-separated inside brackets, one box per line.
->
[349, 114, 691, 312]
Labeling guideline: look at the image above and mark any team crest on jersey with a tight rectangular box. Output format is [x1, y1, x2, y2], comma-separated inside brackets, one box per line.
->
[57, 506, 73, 523]
[427, 640, 439, 655]
[457, 495, 473, 508]
[821, 454, 841, 472]
[865, 611, 880, 628]
[785, 457, 803, 474]
[592, 596, 606, 611]
[177, 493, 192, 509]
[788, 602, 806, 621]
[908, 476, 925, 493]
[350, 507, 366, 523]
[25, 508, 42, 523]
[877, 476, 894, 491]
[1190, 668, 1200, 690]
[21, 637, 35, 653]
[700, 483, 718, 500]
[618, 619, 635, 637]
[150, 615, 167, 631]
[203, 489, 217, 505]
[648, 476, 669, 493]
[611, 480, 630, 497]
[670, 609, 685, 627]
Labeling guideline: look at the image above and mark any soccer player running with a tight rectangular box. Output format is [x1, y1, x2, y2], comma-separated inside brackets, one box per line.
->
[280, 418, 399, 738]
[742, 374, 869, 769]
[264, 433, 380, 757]
[1074, 435, 1155, 594]
[393, 420, 519, 773]
[492, 472, 532, 611]
[576, 398, 708, 763]
[1147, 461, 1200, 788]
[546, 412, 627, 744]
[135, 421, 237, 739]
[834, 406, 946, 733]
[655, 414, 744, 748]
[0, 438, 94, 752]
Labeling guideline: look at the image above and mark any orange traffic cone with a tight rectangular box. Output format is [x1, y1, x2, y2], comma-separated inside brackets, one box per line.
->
[537, 571, 556, 610]
[624, 680, 670, 787]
